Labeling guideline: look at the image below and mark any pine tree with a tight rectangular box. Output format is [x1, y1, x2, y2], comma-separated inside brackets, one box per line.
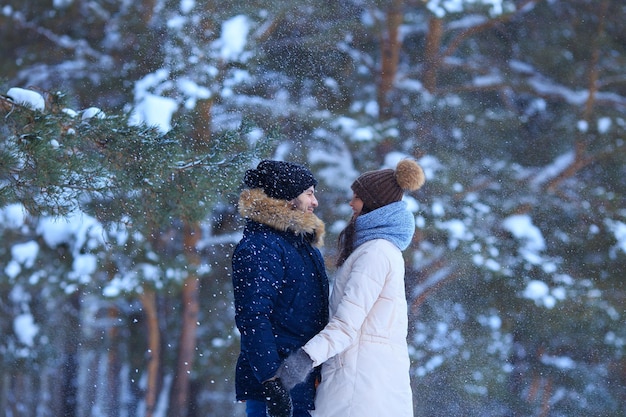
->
[1, 87, 272, 416]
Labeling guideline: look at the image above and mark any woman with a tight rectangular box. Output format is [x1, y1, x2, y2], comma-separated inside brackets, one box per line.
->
[276, 159, 425, 417]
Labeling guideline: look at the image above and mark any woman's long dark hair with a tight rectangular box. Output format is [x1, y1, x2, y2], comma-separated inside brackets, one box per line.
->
[336, 203, 372, 267]
[336, 218, 356, 268]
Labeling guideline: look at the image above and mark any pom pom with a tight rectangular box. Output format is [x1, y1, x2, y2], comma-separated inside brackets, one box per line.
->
[395, 159, 425, 191]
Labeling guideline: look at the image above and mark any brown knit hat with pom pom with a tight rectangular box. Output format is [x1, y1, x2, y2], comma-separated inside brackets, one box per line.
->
[351, 159, 425, 211]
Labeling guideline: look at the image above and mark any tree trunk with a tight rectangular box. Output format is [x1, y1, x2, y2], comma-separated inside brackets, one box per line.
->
[140, 0, 156, 24]
[168, 7, 214, 410]
[377, 0, 403, 119]
[423, 17, 443, 93]
[191, 99, 213, 152]
[106, 306, 121, 417]
[169, 222, 202, 417]
[545, 0, 609, 192]
[61, 292, 80, 417]
[139, 289, 161, 417]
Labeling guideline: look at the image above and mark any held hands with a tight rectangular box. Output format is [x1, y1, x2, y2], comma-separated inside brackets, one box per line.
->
[275, 348, 314, 391]
[263, 349, 314, 417]
[263, 379, 292, 417]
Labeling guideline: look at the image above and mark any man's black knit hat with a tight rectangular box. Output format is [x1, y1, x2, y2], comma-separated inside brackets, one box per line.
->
[243, 160, 318, 201]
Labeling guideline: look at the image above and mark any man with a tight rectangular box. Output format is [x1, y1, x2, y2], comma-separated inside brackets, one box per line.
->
[232, 160, 329, 417]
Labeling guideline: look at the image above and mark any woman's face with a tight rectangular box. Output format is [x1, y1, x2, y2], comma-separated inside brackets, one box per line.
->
[349, 193, 363, 216]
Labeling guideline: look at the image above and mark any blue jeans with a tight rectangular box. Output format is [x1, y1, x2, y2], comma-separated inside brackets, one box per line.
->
[246, 400, 311, 417]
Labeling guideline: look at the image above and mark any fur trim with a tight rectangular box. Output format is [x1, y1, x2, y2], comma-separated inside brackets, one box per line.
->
[238, 188, 325, 247]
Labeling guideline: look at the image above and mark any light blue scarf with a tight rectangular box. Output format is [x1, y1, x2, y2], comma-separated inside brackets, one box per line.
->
[353, 201, 416, 251]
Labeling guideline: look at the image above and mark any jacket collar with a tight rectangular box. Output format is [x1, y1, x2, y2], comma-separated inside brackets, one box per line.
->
[238, 188, 325, 248]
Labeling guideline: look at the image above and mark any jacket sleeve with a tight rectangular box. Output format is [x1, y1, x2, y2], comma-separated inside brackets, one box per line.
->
[303, 244, 390, 366]
[232, 240, 285, 382]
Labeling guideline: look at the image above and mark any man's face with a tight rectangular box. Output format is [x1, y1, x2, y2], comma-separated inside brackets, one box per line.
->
[291, 186, 318, 213]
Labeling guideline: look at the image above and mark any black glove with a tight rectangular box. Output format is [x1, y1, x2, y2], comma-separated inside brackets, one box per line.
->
[275, 348, 314, 391]
[263, 379, 292, 417]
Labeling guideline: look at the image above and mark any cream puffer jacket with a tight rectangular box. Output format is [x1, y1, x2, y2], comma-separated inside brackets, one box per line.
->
[303, 238, 414, 417]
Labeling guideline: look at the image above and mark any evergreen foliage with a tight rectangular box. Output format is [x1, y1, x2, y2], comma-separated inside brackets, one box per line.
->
[1, 91, 271, 223]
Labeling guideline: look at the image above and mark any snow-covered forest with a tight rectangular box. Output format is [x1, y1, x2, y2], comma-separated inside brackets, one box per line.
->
[1, 0, 625, 416]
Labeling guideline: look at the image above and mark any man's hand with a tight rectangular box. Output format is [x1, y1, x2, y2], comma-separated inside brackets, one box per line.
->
[263, 379, 292, 417]
[275, 348, 314, 390]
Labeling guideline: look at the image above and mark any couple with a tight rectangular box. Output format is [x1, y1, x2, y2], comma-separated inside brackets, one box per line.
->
[232, 158, 425, 417]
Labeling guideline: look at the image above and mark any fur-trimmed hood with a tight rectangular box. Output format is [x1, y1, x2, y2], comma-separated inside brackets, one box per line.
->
[238, 188, 325, 247]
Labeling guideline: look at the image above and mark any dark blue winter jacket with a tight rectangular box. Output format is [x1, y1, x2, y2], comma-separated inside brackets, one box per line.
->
[232, 188, 329, 411]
